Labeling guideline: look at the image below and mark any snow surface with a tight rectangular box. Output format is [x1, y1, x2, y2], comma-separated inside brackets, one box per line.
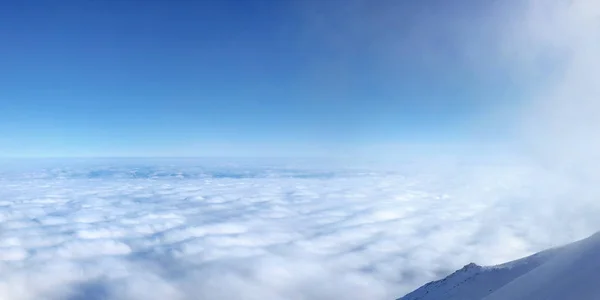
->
[400, 232, 600, 300]
[1, 158, 600, 300]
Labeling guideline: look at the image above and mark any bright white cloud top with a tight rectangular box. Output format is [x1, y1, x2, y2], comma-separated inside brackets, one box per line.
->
[0, 159, 599, 300]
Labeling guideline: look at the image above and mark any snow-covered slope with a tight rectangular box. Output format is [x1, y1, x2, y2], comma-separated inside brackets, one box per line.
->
[399, 232, 600, 300]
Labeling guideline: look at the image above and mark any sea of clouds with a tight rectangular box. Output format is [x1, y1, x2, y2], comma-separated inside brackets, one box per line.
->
[1, 158, 600, 300]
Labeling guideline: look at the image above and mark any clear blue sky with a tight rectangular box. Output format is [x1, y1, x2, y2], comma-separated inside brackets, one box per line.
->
[0, 0, 520, 158]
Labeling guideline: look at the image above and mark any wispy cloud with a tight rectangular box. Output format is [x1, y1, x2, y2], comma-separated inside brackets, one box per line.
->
[508, 0, 600, 182]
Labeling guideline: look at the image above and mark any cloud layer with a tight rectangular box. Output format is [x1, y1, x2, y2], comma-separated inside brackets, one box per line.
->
[0, 159, 599, 300]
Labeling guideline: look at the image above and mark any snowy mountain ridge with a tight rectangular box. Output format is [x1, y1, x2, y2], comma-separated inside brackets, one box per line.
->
[399, 232, 600, 300]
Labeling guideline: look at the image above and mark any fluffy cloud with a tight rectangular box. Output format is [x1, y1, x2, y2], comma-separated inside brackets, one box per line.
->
[0, 159, 598, 300]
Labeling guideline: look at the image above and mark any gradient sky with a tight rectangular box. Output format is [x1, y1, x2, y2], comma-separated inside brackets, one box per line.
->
[0, 0, 522, 157]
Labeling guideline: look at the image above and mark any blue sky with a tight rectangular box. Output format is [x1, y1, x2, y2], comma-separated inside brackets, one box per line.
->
[0, 0, 521, 157]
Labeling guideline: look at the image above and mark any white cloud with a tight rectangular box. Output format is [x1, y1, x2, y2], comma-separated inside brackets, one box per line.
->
[0, 159, 599, 299]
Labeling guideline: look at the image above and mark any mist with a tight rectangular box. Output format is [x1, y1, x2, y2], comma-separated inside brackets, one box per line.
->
[298, 0, 600, 169]
[513, 0, 600, 181]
